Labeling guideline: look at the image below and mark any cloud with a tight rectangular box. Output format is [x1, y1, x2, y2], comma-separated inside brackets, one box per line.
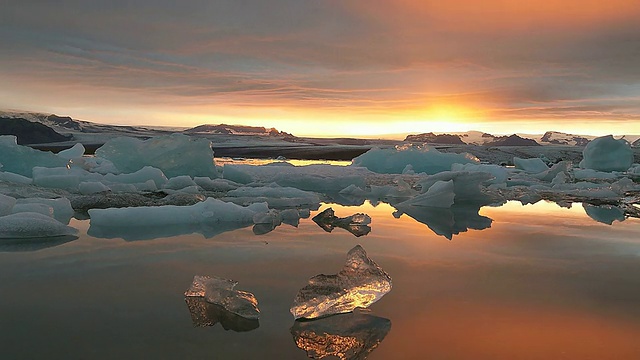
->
[1, 0, 640, 133]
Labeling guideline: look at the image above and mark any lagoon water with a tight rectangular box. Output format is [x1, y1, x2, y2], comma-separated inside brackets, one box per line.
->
[1, 200, 639, 359]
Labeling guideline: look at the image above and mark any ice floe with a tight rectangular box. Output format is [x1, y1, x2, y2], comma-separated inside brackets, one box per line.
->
[185, 275, 260, 320]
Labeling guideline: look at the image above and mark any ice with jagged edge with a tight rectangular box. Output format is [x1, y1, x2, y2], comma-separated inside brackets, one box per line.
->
[290, 245, 392, 320]
[185, 275, 260, 320]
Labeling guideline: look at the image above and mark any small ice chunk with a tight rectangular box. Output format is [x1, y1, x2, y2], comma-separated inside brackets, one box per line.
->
[579, 135, 634, 172]
[0, 212, 77, 239]
[194, 177, 239, 191]
[185, 275, 260, 320]
[290, 245, 392, 319]
[103, 166, 168, 188]
[513, 157, 549, 174]
[451, 163, 508, 184]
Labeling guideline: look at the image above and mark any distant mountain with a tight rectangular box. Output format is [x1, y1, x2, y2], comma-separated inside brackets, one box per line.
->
[185, 124, 294, 138]
[485, 134, 540, 146]
[0, 116, 72, 144]
[404, 132, 465, 145]
[540, 131, 590, 146]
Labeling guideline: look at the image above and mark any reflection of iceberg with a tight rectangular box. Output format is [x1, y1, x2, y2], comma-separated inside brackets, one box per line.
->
[0, 235, 78, 252]
[88, 221, 254, 241]
[184, 297, 259, 332]
[312, 208, 372, 237]
[291, 245, 392, 319]
[291, 312, 391, 360]
[393, 203, 492, 240]
[583, 204, 626, 225]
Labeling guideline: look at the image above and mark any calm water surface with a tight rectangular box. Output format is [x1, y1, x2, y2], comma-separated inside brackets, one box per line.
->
[1, 201, 639, 359]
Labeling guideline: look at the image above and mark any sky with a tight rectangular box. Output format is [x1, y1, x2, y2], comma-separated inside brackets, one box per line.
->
[1, 0, 640, 138]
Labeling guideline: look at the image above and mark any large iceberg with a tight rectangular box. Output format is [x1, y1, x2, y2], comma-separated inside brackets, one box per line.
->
[290, 245, 392, 319]
[184, 275, 260, 320]
[0, 136, 68, 176]
[95, 134, 218, 178]
[579, 135, 634, 172]
[87, 198, 268, 240]
[351, 144, 478, 174]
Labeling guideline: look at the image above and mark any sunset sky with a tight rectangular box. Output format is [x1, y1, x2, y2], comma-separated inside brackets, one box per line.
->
[1, 1, 640, 138]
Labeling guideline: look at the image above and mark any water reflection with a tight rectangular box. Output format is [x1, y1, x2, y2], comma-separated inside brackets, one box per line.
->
[0, 235, 78, 252]
[291, 312, 391, 360]
[583, 204, 626, 225]
[312, 208, 372, 237]
[88, 222, 253, 241]
[184, 297, 259, 332]
[393, 203, 492, 240]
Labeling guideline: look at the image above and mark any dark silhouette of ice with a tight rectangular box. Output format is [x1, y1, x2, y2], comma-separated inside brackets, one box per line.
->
[184, 297, 259, 332]
[312, 208, 371, 237]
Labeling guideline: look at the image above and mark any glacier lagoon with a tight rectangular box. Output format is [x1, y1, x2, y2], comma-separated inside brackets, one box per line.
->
[0, 199, 639, 359]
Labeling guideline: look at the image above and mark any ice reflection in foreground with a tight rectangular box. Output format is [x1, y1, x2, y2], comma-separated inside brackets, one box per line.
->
[291, 311, 391, 360]
[184, 297, 259, 332]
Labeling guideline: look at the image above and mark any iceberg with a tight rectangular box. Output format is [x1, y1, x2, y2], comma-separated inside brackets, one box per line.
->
[351, 144, 478, 174]
[583, 204, 626, 225]
[185, 275, 260, 320]
[513, 157, 549, 174]
[0, 136, 68, 176]
[0, 193, 17, 216]
[579, 135, 634, 172]
[290, 245, 392, 319]
[394, 180, 455, 208]
[0, 212, 77, 239]
[57, 143, 85, 160]
[226, 185, 320, 208]
[291, 311, 391, 360]
[87, 198, 268, 240]
[95, 134, 218, 178]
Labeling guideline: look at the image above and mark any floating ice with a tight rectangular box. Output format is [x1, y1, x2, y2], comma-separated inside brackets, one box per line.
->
[312, 208, 372, 237]
[513, 157, 549, 174]
[79, 181, 111, 194]
[290, 245, 392, 319]
[103, 166, 168, 189]
[0, 136, 68, 176]
[451, 163, 508, 185]
[193, 177, 239, 192]
[351, 144, 478, 174]
[226, 185, 320, 208]
[0, 171, 33, 185]
[223, 164, 368, 192]
[579, 135, 634, 172]
[185, 275, 260, 320]
[291, 311, 391, 360]
[11, 203, 54, 217]
[574, 169, 619, 180]
[0, 212, 77, 239]
[88, 198, 268, 239]
[163, 175, 197, 190]
[417, 171, 497, 205]
[16, 198, 74, 224]
[95, 134, 218, 178]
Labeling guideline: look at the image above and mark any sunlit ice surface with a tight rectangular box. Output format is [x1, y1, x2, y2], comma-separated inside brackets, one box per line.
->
[0, 201, 639, 359]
